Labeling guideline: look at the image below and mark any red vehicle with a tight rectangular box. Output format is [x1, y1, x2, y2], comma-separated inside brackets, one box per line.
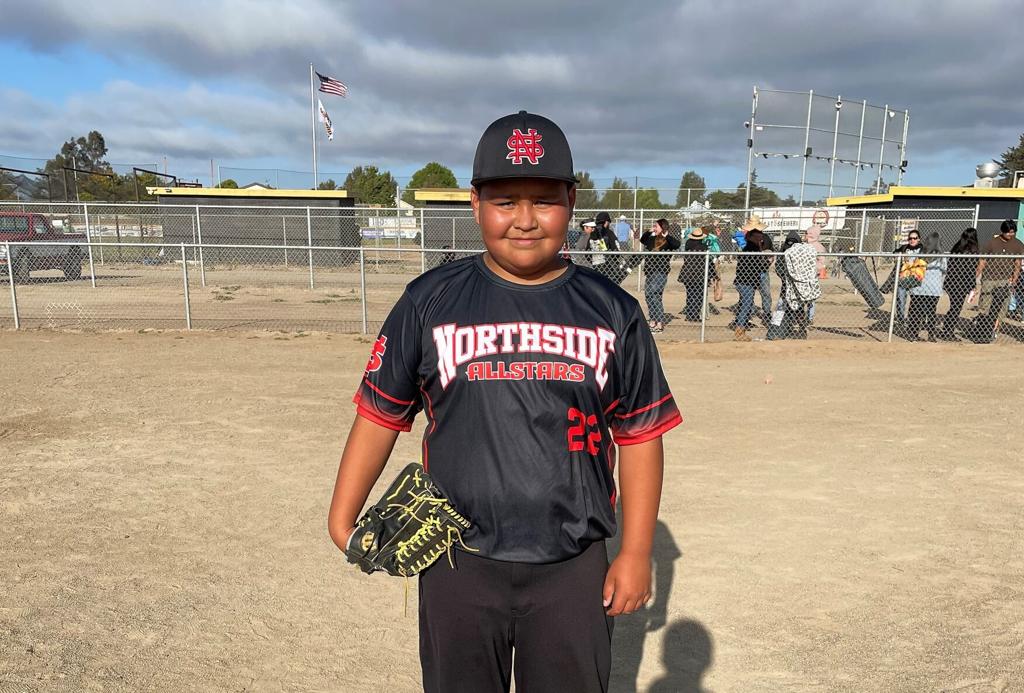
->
[0, 211, 87, 282]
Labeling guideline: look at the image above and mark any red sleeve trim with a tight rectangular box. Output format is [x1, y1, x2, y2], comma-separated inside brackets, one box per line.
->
[355, 404, 413, 432]
[615, 393, 674, 420]
[362, 378, 415, 406]
[603, 398, 621, 416]
[613, 412, 683, 446]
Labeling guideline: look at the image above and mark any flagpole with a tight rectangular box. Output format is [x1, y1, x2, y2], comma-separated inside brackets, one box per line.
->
[309, 63, 318, 188]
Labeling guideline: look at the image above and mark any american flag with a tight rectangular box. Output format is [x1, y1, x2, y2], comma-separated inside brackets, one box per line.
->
[316, 71, 348, 97]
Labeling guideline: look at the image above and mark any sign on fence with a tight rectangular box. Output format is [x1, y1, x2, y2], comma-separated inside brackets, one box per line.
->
[752, 207, 847, 233]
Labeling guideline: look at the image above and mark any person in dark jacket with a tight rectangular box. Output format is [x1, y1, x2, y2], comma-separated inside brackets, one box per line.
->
[938, 227, 979, 340]
[677, 227, 708, 322]
[574, 215, 619, 278]
[639, 218, 680, 332]
[732, 229, 769, 341]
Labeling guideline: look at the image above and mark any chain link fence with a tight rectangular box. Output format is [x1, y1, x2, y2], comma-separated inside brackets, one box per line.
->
[4, 201, 1019, 344]
[3, 243, 1021, 344]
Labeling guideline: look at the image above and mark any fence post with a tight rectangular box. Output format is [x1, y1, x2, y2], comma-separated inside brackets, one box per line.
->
[306, 206, 315, 289]
[194, 205, 206, 287]
[699, 252, 710, 343]
[6, 242, 18, 330]
[420, 208, 426, 275]
[83, 202, 97, 288]
[359, 247, 368, 334]
[858, 209, 867, 253]
[89, 203, 104, 265]
[887, 254, 902, 343]
[636, 209, 645, 292]
[972, 203, 980, 229]
[181, 243, 192, 330]
[282, 216, 289, 267]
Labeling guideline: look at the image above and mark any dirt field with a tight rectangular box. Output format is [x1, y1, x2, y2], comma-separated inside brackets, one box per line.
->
[2, 330, 1023, 692]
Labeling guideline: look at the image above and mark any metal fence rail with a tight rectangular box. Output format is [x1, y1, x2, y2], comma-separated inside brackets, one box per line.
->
[2, 239, 1021, 345]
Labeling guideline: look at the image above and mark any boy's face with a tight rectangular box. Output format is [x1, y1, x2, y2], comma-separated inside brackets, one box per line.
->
[472, 178, 575, 280]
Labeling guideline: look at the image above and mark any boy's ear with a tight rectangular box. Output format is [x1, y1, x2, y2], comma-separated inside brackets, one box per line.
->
[470, 185, 481, 224]
[567, 184, 576, 210]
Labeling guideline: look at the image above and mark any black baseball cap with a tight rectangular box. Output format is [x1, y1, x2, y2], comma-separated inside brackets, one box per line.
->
[471, 110, 577, 188]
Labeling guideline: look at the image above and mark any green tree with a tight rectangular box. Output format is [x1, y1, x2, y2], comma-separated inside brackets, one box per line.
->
[998, 133, 1024, 187]
[217, 179, 239, 189]
[344, 165, 398, 206]
[598, 177, 632, 210]
[317, 179, 338, 190]
[43, 131, 110, 177]
[402, 162, 458, 205]
[675, 170, 707, 207]
[574, 171, 599, 209]
[635, 188, 666, 209]
[707, 189, 739, 209]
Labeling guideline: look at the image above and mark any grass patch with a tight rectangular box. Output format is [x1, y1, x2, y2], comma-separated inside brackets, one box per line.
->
[271, 298, 286, 303]
[213, 294, 235, 301]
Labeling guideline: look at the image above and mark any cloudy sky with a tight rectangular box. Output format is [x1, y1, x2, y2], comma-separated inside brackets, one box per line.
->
[1, 0, 1021, 196]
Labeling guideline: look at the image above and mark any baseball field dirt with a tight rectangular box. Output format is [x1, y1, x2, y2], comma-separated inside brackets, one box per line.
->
[1, 330, 1022, 692]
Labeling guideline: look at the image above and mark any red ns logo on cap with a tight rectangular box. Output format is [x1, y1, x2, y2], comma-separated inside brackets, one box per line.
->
[506, 128, 544, 165]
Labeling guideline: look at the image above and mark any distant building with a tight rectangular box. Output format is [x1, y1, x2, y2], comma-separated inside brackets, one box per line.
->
[828, 186, 1024, 249]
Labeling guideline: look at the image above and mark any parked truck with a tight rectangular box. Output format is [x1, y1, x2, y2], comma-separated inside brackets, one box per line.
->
[0, 212, 87, 282]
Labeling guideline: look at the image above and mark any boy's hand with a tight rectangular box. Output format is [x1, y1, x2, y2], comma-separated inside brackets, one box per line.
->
[603, 550, 652, 616]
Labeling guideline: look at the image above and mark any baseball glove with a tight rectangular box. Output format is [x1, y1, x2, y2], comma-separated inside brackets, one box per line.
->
[345, 462, 474, 577]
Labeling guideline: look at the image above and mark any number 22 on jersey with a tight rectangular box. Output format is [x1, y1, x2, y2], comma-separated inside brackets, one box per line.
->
[567, 407, 602, 455]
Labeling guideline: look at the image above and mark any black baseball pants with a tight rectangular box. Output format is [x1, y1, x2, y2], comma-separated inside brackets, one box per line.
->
[418, 540, 613, 693]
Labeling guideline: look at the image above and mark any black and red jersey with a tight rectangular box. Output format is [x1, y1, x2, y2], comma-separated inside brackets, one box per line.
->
[353, 254, 682, 563]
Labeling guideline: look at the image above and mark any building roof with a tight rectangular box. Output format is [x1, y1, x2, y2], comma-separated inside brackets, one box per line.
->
[147, 186, 350, 199]
[828, 186, 1024, 206]
[413, 188, 472, 203]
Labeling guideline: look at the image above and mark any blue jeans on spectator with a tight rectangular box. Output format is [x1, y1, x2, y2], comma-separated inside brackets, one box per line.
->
[644, 272, 668, 323]
[1010, 283, 1023, 313]
[736, 284, 756, 328]
[808, 301, 816, 322]
[896, 285, 909, 320]
[758, 271, 772, 316]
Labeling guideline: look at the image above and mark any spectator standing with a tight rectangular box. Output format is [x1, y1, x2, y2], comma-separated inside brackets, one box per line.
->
[703, 224, 723, 313]
[1006, 219, 1024, 320]
[572, 219, 597, 267]
[732, 226, 747, 252]
[804, 225, 827, 323]
[639, 218, 680, 333]
[733, 229, 768, 341]
[741, 215, 773, 319]
[893, 230, 922, 321]
[677, 228, 708, 322]
[938, 227, 979, 340]
[615, 214, 634, 251]
[577, 212, 621, 279]
[974, 219, 1024, 334]
[769, 230, 820, 339]
[906, 232, 948, 342]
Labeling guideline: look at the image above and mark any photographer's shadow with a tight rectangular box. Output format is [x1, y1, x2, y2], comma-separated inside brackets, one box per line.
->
[609, 514, 714, 692]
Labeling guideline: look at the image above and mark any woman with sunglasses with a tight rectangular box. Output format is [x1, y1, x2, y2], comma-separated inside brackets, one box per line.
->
[893, 230, 923, 322]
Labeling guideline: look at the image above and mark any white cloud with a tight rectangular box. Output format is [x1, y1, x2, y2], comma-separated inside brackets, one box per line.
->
[1, 0, 1022, 188]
